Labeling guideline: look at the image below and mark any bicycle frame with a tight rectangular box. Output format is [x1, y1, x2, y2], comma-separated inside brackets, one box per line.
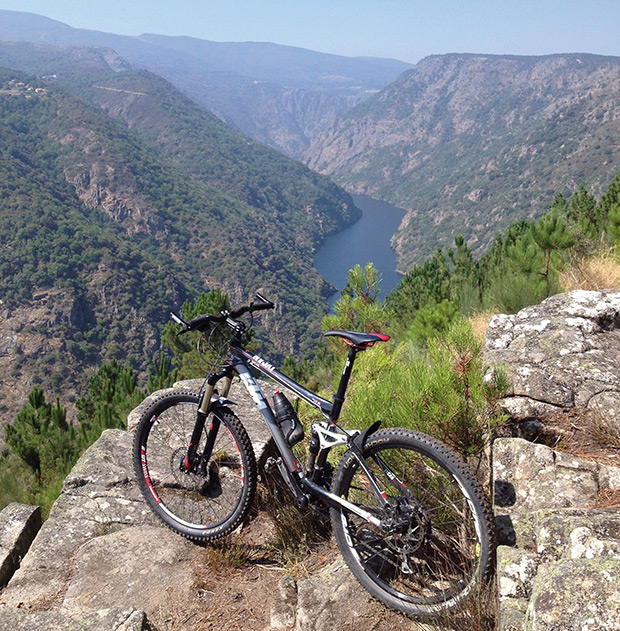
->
[195, 335, 390, 530]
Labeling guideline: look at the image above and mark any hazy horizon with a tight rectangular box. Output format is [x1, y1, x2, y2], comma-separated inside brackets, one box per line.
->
[0, 1, 619, 65]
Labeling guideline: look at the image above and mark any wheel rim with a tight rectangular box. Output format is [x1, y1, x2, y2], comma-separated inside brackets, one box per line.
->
[140, 402, 246, 530]
[340, 442, 483, 608]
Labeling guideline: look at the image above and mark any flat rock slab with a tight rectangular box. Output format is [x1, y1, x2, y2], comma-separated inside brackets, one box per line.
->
[60, 525, 198, 619]
[493, 438, 600, 529]
[0, 606, 147, 631]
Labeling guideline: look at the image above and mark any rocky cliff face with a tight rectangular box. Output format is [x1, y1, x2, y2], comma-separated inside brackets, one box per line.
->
[215, 84, 371, 158]
[304, 53, 620, 267]
[0, 10, 412, 159]
[484, 290, 620, 631]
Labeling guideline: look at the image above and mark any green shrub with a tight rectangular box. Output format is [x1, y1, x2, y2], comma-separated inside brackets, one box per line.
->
[342, 320, 509, 460]
[408, 299, 459, 347]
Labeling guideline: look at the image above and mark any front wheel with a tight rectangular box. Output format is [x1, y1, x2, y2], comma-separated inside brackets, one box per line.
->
[132, 389, 257, 541]
[331, 428, 494, 617]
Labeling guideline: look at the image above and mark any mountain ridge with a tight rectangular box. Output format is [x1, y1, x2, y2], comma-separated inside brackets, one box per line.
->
[0, 63, 357, 434]
[304, 52, 620, 267]
[0, 10, 411, 156]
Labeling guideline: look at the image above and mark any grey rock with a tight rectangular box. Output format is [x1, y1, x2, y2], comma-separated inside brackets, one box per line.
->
[493, 438, 620, 631]
[0, 429, 158, 610]
[526, 558, 620, 631]
[0, 504, 41, 587]
[291, 561, 378, 631]
[271, 574, 298, 630]
[497, 546, 538, 600]
[485, 290, 620, 419]
[493, 438, 599, 518]
[60, 526, 198, 619]
[0, 606, 147, 631]
[498, 597, 528, 631]
[271, 560, 443, 631]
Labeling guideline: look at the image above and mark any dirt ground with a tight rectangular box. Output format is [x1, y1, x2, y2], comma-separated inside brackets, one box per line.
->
[148, 520, 424, 631]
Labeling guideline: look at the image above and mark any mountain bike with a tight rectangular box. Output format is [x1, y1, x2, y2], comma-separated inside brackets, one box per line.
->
[132, 293, 494, 617]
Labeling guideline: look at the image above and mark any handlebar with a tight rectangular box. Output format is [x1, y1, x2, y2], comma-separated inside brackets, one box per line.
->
[170, 293, 275, 334]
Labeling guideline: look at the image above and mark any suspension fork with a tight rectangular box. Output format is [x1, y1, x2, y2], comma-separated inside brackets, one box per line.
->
[183, 368, 233, 472]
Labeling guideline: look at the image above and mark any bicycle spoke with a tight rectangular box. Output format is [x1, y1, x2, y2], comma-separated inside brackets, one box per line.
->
[332, 429, 492, 614]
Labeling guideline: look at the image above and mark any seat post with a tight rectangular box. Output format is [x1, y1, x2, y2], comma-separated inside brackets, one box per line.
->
[330, 346, 358, 422]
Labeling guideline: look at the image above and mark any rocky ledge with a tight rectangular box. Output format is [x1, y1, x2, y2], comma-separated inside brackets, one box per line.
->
[1, 290, 620, 630]
[485, 290, 620, 631]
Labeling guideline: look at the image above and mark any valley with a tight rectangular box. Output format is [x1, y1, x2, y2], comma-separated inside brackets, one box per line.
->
[1, 10, 620, 443]
[305, 53, 620, 267]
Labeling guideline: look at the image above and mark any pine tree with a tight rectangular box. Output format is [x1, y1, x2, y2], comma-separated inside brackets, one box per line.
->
[409, 299, 459, 347]
[599, 172, 620, 240]
[448, 235, 480, 312]
[4, 387, 77, 480]
[530, 210, 576, 297]
[76, 360, 143, 445]
[162, 289, 231, 379]
[147, 351, 179, 393]
[569, 184, 599, 238]
[608, 203, 620, 244]
[322, 263, 387, 344]
[386, 249, 451, 329]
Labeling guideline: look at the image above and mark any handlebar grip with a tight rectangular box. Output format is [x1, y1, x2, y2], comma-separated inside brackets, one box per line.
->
[250, 301, 274, 312]
[186, 314, 213, 331]
[170, 312, 186, 329]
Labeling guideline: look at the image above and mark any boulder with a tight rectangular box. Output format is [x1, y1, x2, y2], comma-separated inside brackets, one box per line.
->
[484, 290, 620, 419]
[527, 558, 620, 631]
[493, 438, 620, 631]
[0, 377, 275, 630]
[0, 429, 160, 611]
[0, 503, 41, 587]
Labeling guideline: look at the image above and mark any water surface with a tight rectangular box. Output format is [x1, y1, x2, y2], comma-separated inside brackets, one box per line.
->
[313, 194, 406, 307]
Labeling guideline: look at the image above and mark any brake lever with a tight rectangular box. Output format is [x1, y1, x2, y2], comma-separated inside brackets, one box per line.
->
[170, 312, 189, 335]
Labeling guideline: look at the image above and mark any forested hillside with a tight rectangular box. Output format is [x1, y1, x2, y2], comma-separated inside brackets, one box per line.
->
[305, 53, 620, 268]
[0, 10, 411, 156]
[0, 64, 358, 432]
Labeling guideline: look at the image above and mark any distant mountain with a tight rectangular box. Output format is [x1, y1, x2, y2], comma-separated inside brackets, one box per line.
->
[0, 10, 411, 156]
[304, 53, 620, 268]
[0, 64, 357, 428]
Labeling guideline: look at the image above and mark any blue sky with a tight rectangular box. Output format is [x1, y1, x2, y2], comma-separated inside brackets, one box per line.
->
[1, 0, 619, 63]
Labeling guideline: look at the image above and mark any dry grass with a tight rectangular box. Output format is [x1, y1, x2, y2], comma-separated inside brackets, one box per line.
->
[590, 413, 620, 451]
[468, 311, 496, 344]
[559, 249, 620, 292]
[420, 582, 498, 631]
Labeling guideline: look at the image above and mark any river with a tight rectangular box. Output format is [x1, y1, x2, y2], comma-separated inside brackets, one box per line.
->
[313, 194, 406, 307]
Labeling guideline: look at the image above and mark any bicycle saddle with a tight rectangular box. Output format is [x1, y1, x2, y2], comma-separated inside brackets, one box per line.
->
[324, 330, 390, 348]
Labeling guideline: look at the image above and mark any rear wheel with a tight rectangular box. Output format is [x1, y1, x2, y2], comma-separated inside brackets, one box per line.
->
[133, 389, 256, 541]
[331, 428, 494, 617]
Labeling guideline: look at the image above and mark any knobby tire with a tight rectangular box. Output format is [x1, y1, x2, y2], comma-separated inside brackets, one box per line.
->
[132, 389, 257, 541]
[330, 428, 494, 617]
